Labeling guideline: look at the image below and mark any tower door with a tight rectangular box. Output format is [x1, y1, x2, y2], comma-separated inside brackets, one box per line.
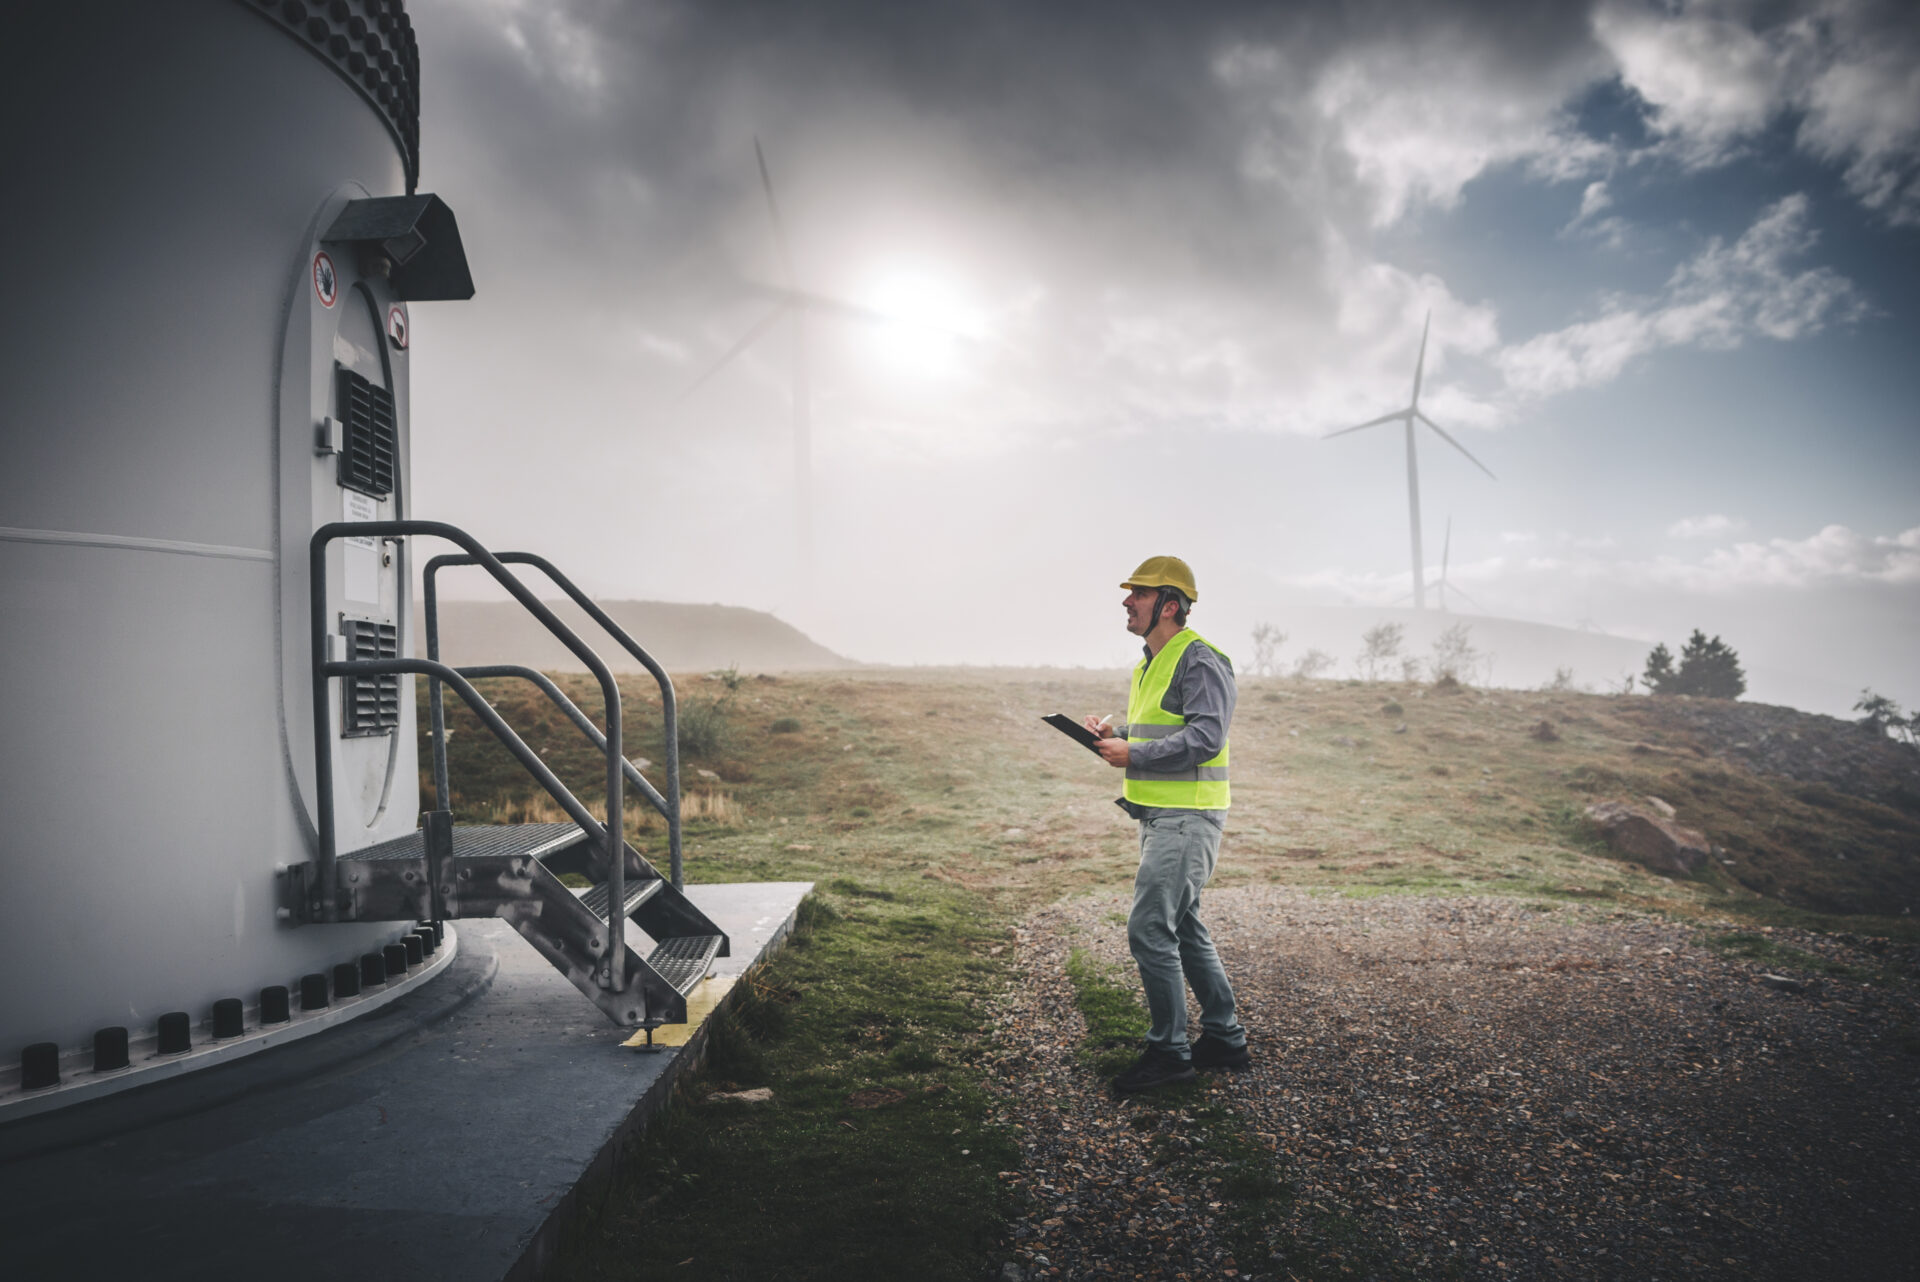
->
[323, 283, 412, 838]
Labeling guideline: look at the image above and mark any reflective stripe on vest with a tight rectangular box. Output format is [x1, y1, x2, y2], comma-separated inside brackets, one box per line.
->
[1124, 628, 1230, 810]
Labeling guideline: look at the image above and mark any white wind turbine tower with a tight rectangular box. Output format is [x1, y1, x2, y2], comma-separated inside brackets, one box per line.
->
[1392, 516, 1481, 612]
[1326, 313, 1496, 609]
[1433, 517, 1481, 612]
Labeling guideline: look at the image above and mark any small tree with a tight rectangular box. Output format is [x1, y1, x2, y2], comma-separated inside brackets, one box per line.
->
[1357, 623, 1404, 682]
[1642, 643, 1675, 694]
[1429, 623, 1477, 685]
[1250, 623, 1287, 678]
[1856, 689, 1903, 736]
[1291, 648, 1335, 680]
[1673, 630, 1746, 699]
[1399, 655, 1423, 683]
[1545, 666, 1577, 692]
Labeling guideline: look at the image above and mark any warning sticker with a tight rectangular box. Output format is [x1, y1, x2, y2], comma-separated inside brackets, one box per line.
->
[342, 490, 379, 524]
[387, 304, 408, 350]
[313, 251, 339, 309]
[342, 489, 380, 603]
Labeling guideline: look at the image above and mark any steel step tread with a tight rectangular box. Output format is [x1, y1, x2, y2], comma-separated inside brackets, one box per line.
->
[346, 822, 584, 863]
[646, 934, 724, 995]
[578, 876, 665, 922]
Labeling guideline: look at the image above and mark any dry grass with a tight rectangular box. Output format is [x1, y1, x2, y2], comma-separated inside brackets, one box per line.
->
[425, 667, 1918, 928]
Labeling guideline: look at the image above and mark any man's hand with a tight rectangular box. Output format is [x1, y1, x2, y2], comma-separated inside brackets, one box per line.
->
[1082, 713, 1116, 739]
[1095, 736, 1130, 768]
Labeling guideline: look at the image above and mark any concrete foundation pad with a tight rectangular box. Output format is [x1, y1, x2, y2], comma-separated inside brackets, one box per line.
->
[0, 881, 812, 1282]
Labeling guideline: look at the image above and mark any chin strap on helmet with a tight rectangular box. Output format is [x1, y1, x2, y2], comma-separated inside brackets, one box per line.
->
[1151, 586, 1177, 634]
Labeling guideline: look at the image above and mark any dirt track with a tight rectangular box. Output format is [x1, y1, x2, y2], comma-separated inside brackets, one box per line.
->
[989, 889, 1920, 1280]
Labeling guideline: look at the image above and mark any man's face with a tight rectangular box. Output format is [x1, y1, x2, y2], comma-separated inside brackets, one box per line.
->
[1122, 585, 1160, 637]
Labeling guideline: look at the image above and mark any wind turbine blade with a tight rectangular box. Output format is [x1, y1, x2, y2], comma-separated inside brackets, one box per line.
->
[670, 303, 789, 404]
[1323, 409, 1409, 439]
[1448, 581, 1484, 612]
[1410, 310, 1430, 409]
[737, 279, 970, 338]
[1415, 410, 1496, 480]
[754, 137, 797, 288]
[1442, 516, 1451, 579]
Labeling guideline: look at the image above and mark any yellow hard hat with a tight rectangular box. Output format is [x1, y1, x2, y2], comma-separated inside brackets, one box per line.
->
[1121, 556, 1198, 603]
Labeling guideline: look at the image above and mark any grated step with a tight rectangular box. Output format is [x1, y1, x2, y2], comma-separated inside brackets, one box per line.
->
[578, 876, 664, 923]
[355, 822, 583, 862]
[646, 934, 724, 995]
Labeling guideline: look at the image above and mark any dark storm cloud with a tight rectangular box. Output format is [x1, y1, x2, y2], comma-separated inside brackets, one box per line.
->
[416, 0, 1607, 302]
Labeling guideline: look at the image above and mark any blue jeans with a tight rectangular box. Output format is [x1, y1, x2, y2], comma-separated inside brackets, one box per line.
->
[1127, 811, 1245, 1058]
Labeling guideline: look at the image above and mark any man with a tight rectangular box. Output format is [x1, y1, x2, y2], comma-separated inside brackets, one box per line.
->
[1085, 556, 1249, 1093]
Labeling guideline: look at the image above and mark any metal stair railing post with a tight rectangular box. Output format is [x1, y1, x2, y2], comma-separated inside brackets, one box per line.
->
[435, 552, 684, 892]
[422, 551, 454, 816]
[311, 522, 626, 993]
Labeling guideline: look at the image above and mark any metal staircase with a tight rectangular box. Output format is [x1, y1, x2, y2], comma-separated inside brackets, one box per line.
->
[285, 521, 728, 1031]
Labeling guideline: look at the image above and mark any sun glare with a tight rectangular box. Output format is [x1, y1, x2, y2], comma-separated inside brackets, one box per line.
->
[859, 265, 984, 378]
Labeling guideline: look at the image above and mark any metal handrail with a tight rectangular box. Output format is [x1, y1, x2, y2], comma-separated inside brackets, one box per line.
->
[454, 664, 673, 823]
[309, 521, 627, 992]
[331, 658, 614, 845]
[425, 551, 684, 890]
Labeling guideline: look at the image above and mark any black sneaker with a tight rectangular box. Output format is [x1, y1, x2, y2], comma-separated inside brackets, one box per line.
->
[1111, 1048, 1197, 1094]
[1190, 1034, 1251, 1071]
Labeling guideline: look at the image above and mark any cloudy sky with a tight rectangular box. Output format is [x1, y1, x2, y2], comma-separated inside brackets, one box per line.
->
[403, 0, 1919, 711]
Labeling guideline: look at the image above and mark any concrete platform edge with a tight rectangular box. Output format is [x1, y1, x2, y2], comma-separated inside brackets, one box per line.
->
[505, 887, 811, 1282]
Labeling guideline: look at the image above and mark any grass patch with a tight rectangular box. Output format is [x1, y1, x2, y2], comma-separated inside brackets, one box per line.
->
[549, 885, 1017, 1281]
[1064, 946, 1149, 1077]
[1705, 930, 1894, 984]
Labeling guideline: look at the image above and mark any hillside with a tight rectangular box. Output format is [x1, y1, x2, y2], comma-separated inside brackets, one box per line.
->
[426, 666, 1920, 919]
[1234, 604, 1870, 717]
[417, 599, 852, 674]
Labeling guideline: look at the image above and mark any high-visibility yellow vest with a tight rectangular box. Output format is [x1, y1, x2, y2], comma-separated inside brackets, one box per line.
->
[1125, 629, 1230, 810]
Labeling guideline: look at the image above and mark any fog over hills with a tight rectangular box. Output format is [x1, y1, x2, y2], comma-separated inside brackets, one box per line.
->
[422, 595, 1864, 719]
[419, 600, 852, 674]
[1216, 604, 1864, 717]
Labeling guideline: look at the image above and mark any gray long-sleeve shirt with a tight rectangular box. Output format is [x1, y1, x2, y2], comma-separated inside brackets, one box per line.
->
[1117, 633, 1236, 819]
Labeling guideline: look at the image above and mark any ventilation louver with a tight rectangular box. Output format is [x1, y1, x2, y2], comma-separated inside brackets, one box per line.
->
[336, 366, 396, 498]
[340, 616, 400, 737]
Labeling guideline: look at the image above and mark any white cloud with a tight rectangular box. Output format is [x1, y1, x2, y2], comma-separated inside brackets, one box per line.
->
[1496, 193, 1866, 397]
[1594, 0, 1920, 225]
[1669, 513, 1745, 538]
[1280, 523, 1920, 605]
[1594, 1, 1788, 163]
[1576, 180, 1613, 222]
[1672, 524, 1920, 589]
[1561, 179, 1633, 248]
[1303, 37, 1611, 226]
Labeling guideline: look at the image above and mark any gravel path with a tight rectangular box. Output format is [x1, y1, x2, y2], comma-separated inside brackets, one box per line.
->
[986, 889, 1920, 1281]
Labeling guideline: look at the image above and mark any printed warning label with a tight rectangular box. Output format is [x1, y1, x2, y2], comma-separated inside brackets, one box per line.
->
[313, 251, 338, 308]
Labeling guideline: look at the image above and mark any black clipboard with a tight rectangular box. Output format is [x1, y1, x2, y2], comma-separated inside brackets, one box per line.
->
[1042, 713, 1107, 756]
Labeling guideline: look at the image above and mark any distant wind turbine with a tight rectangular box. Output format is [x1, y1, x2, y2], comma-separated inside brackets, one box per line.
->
[671, 138, 821, 587]
[1393, 516, 1482, 612]
[1326, 312, 1495, 610]
[675, 140, 959, 591]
